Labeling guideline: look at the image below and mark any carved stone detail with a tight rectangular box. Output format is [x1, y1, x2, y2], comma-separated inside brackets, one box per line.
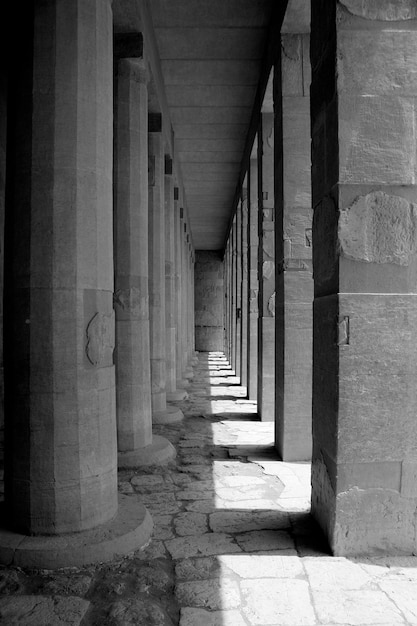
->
[339, 0, 417, 21]
[86, 312, 115, 366]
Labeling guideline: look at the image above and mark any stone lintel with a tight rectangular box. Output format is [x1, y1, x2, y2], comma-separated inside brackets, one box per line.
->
[114, 32, 143, 60]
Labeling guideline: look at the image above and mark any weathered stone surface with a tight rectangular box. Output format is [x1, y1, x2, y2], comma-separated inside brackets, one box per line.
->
[235, 530, 294, 552]
[176, 579, 240, 610]
[312, 588, 405, 625]
[175, 557, 222, 581]
[339, 0, 417, 21]
[0, 596, 90, 625]
[107, 598, 174, 625]
[338, 30, 417, 95]
[339, 96, 415, 185]
[219, 553, 303, 578]
[180, 608, 247, 626]
[339, 192, 417, 266]
[281, 35, 303, 96]
[267, 292, 275, 317]
[174, 513, 209, 536]
[241, 579, 316, 625]
[379, 580, 417, 623]
[165, 534, 241, 559]
[263, 231, 274, 258]
[303, 557, 372, 590]
[209, 510, 290, 533]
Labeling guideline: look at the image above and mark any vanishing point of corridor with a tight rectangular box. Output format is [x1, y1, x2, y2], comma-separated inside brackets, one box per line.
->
[1, 352, 416, 625]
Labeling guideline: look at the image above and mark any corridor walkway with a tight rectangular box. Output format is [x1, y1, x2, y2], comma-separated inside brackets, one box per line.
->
[1, 352, 417, 625]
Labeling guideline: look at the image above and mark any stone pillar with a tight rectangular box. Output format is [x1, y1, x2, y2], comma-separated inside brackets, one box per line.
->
[113, 40, 177, 463]
[257, 113, 275, 421]
[1, 0, 152, 568]
[241, 189, 249, 388]
[0, 49, 6, 460]
[231, 220, 237, 373]
[225, 242, 231, 361]
[235, 203, 242, 382]
[247, 159, 259, 400]
[165, 165, 187, 402]
[311, 0, 417, 555]
[149, 117, 182, 425]
[174, 198, 188, 389]
[180, 211, 189, 378]
[275, 34, 313, 461]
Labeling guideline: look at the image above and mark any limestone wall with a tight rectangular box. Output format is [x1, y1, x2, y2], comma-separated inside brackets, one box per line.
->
[195, 251, 224, 351]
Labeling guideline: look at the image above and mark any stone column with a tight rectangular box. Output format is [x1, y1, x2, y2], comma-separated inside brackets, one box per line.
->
[275, 34, 313, 461]
[257, 112, 275, 421]
[165, 164, 187, 402]
[311, 0, 417, 555]
[247, 158, 259, 401]
[0, 53, 6, 460]
[175, 198, 188, 389]
[1, 0, 152, 568]
[231, 220, 237, 373]
[241, 188, 249, 389]
[148, 117, 183, 425]
[235, 203, 242, 382]
[114, 40, 177, 465]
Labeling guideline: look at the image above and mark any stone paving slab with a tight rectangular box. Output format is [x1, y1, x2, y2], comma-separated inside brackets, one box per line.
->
[1, 352, 417, 625]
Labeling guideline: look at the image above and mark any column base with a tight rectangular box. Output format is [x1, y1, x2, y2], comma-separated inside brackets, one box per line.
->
[153, 405, 184, 424]
[118, 435, 176, 468]
[166, 389, 188, 401]
[0, 495, 153, 570]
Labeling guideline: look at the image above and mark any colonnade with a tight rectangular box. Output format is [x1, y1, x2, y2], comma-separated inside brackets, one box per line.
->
[0, 0, 196, 568]
[224, 3, 417, 556]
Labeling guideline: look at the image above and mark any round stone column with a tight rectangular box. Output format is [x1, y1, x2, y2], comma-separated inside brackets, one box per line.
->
[149, 118, 183, 424]
[114, 47, 177, 462]
[1, 0, 152, 568]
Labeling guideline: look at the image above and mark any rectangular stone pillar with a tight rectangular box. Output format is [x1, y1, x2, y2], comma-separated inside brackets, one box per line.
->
[4, 0, 117, 534]
[241, 188, 249, 388]
[148, 115, 167, 413]
[257, 113, 275, 421]
[174, 195, 186, 388]
[311, 0, 417, 555]
[235, 204, 242, 381]
[247, 158, 259, 401]
[164, 157, 177, 394]
[114, 43, 153, 453]
[0, 55, 6, 461]
[275, 34, 313, 461]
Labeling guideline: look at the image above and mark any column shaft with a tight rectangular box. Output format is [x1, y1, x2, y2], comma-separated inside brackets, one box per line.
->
[4, 0, 117, 534]
[311, 1, 417, 554]
[247, 159, 258, 400]
[275, 34, 313, 461]
[235, 204, 242, 381]
[257, 113, 275, 421]
[114, 55, 152, 452]
[148, 124, 166, 413]
[241, 190, 249, 389]
[164, 160, 176, 393]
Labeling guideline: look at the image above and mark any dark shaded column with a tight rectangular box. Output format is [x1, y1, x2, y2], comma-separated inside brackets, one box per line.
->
[165, 166, 187, 402]
[241, 188, 249, 388]
[148, 116, 183, 426]
[311, 0, 417, 555]
[275, 34, 313, 461]
[247, 158, 259, 401]
[257, 112, 275, 421]
[1, 1, 152, 568]
[235, 204, 242, 381]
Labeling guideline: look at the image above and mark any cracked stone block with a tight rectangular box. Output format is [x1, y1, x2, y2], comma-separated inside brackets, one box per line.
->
[235, 530, 294, 552]
[241, 579, 316, 625]
[174, 513, 209, 536]
[219, 553, 303, 579]
[165, 533, 241, 559]
[312, 588, 405, 625]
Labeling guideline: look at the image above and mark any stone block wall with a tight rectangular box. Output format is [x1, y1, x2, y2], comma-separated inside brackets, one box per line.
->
[195, 251, 224, 351]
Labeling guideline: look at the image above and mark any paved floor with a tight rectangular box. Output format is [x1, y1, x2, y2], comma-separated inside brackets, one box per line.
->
[1, 351, 417, 625]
